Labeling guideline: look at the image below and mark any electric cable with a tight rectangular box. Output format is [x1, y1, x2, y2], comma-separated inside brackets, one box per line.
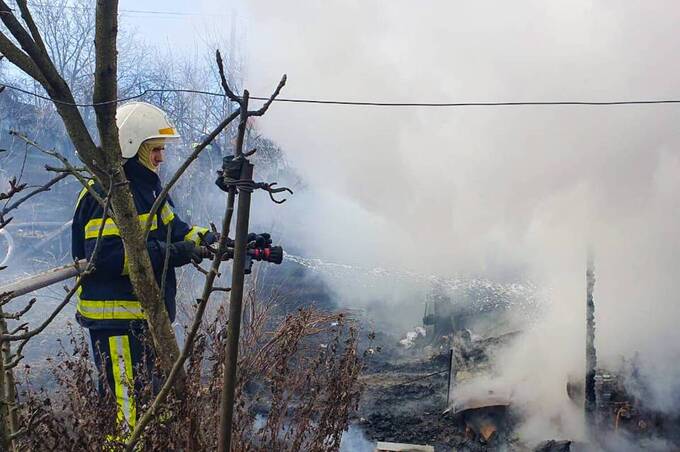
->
[24, 1, 226, 18]
[2, 82, 680, 109]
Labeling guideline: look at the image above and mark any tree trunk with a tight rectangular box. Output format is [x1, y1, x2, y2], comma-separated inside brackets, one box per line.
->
[0, 309, 17, 452]
[108, 170, 183, 380]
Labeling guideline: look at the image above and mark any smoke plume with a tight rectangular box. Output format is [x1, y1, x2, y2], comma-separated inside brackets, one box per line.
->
[229, 0, 680, 443]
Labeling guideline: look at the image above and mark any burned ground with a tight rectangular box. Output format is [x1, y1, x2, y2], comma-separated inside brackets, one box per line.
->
[356, 330, 520, 452]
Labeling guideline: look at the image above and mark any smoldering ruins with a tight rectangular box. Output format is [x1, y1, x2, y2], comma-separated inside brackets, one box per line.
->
[322, 255, 680, 451]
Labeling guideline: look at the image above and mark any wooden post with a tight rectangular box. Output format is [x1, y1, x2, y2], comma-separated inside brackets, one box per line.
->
[218, 91, 251, 452]
[585, 251, 597, 432]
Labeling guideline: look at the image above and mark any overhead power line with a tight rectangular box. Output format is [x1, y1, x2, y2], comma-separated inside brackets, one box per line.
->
[25, 2, 228, 18]
[1, 82, 680, 109]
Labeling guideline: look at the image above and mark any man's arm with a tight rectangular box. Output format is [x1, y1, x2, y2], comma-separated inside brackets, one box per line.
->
[162, 199, 215, 246]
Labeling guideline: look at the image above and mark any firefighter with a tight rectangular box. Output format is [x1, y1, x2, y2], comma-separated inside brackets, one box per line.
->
[71, 101, 216, 431]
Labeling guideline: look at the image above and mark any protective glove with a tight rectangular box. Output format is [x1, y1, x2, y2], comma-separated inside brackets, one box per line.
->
[201, 231, 220, 246]
[247, 233, 272, 248]
[163, 240, 202, 267]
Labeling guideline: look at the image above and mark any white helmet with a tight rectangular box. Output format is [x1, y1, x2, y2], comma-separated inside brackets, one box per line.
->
[116, 102, 180, 158]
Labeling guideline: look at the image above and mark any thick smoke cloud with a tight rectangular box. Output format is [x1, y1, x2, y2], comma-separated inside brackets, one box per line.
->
[231, 0, 680, 443]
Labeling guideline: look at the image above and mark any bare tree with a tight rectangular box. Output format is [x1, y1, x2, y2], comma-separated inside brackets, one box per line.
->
[0, 0, 185, 387]
[0, 161, 76, 450]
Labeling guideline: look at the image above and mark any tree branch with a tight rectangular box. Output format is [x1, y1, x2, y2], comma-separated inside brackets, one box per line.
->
[8, 130, 107, 209]
[1, 299, 35, 320]
[92, 0, 121, 178]
[0, 3, 100, 172]
[14, 1, 50, 60]
[216, 49, 239, 102]
[0, 30, 46, 84]
[0, 172, 69, 217]
[249, 74, 287, 117]
[0, 1, 50, 80]
[1, 179, 113, 347]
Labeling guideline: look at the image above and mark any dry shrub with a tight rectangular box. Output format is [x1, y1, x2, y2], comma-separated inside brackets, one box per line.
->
[16, 283, 364, 451]
[17, 328, 119, 451]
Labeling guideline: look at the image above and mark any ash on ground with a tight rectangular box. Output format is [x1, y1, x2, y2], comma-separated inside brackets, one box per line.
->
[356, 326, 521, 452]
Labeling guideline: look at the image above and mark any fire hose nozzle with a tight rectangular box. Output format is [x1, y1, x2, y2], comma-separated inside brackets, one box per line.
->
[250, 246, 283, 265]
[198, 245, 284, 265]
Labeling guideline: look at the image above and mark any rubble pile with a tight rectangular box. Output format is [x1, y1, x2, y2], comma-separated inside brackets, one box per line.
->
[357, 327, 521, 451]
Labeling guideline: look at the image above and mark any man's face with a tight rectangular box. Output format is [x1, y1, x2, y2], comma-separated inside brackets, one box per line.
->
[150, 146, 165, 170]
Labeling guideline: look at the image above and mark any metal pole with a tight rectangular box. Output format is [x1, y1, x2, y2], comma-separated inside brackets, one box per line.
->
[218, 91, 251, 452]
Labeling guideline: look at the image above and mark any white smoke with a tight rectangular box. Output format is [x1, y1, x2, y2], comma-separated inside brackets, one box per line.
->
[213, 0, 680, 443]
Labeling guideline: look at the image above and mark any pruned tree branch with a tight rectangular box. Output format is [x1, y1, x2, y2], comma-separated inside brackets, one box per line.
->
[0, 173, 69, 217]
[8, 130, 107, 209]
[249, 74, 287, 117]
[216, 49, 239, 102]
[1, 299, 35, 320]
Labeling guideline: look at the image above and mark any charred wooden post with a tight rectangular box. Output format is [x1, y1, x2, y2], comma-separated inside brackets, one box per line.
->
[585, 251, 597, 432]
[446, 347, 454, 407]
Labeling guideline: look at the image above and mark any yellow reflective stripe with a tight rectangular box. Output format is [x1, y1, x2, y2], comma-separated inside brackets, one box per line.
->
[84, 213, 158, 240]
[109, 335, 136, 429]
[84, 218, 120, 239]
[76, 179, 96, 208]
[122, 252, 129, 276]
[77, 300, 146, 320]
[158, 127, 176, 135]
[139, 212, 158, 231]
[76, 288, 146, 320]
[184, 226, 209, 245]
[160, 203, 175, 225]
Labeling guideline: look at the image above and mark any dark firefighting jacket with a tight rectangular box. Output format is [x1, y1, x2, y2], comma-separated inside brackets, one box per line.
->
[71, 157, 208, 330]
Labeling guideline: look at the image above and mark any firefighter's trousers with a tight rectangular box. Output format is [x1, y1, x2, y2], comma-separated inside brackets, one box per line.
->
[89, 324, 158, 429]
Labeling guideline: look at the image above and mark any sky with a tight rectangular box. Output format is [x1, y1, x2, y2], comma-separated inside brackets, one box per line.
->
[14, 0, 680, 444]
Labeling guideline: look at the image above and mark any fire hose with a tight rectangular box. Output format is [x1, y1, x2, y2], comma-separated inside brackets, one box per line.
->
[0, 228, 14, 268]
[0, 240, 283, 302]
